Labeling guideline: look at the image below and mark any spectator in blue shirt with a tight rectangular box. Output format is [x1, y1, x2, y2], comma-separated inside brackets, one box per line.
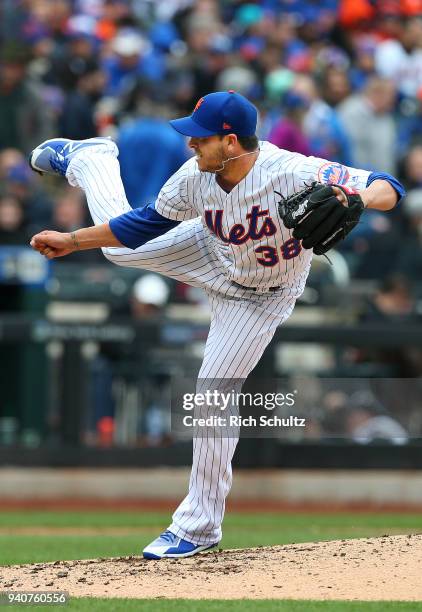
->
[103, 30, 165, 98]
[117, 97, 189, 208]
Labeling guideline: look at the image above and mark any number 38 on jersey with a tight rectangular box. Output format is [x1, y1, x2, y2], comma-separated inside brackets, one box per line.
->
[204, 205, 302, 268]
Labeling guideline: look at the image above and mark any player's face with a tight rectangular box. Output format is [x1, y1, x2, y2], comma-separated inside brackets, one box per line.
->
[188, 136, 227, 173]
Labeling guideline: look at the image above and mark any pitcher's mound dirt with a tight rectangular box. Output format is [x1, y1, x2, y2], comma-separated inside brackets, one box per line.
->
[1, 534, 422, 600]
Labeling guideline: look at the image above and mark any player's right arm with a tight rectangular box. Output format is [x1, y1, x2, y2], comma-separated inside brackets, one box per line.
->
[31, 159, 198, 259]
[30, 202, 182, 259]
[30, 224, 121, 259]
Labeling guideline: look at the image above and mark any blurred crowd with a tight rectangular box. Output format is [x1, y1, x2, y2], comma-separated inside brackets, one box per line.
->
[1, 0, 422, 289]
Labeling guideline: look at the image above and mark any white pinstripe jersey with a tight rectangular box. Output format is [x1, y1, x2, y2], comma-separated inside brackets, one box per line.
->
[155, 141, 371, 293]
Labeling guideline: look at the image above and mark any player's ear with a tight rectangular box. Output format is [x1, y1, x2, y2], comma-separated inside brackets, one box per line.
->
[226, 134, 238, 151]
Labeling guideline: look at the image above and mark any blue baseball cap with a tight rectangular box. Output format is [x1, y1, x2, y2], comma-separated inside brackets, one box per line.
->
[170, 91, 258, 137]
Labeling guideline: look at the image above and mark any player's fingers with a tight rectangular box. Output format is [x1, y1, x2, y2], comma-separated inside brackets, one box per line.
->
[331, 186, 348, 206]
[40, 247, 55, 258]
[31, 230, 54, 244]
[31, 241, 46, 252]
[31, 235, 48, 248]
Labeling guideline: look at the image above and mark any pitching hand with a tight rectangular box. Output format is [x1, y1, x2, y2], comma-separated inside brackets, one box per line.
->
[30, 230, 75, 259]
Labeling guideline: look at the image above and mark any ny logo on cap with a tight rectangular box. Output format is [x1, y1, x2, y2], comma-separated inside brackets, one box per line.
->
[194, 97, 204, 112]
[223, 123, 232, 129]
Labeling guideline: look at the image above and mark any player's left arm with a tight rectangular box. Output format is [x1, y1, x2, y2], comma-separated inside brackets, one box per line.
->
[298, 157, 405, 211]
[358, 172, 404, 211]
[281, 159, 405, 255]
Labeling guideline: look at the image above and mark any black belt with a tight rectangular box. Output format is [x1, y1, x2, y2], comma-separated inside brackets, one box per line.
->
[231, 281, 282, 292]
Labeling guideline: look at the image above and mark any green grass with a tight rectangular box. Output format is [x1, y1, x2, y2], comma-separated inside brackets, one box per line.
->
[0, 510, 421, 566]
[7, 599, 422, 611]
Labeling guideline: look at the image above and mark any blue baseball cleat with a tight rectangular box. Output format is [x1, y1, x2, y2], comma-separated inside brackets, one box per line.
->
[143, 530, 219, 560]
[29, 137, 116, 176]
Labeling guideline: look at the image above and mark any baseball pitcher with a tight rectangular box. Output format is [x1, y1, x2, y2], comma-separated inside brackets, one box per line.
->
[29, 91, 404, 559]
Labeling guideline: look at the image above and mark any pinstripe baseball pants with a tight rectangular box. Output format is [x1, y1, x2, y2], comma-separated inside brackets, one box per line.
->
[67, 150, 297, 545]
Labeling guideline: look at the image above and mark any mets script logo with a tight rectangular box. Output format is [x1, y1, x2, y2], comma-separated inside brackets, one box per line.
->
[204, 206, 277, 245]
[317, 162, 349, 185]
[194, 97, 204, 112]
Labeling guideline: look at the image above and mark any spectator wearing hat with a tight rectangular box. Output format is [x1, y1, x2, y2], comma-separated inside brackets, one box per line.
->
[103, 30, 165, 98]
[130, 274, 170, 320]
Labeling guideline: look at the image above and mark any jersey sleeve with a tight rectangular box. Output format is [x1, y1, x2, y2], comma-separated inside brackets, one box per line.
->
[154, 158, 199, 221]
[109, 202, 180, 249]
[295, 156, 371, 192]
